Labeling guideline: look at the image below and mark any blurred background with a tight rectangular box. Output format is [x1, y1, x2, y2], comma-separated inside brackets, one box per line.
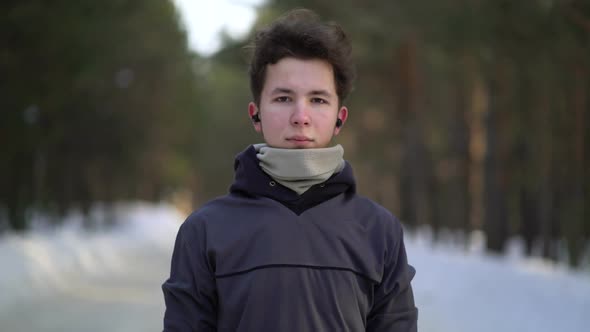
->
[1, 0, 589, 331]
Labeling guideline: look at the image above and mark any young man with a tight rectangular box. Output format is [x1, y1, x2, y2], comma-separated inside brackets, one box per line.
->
[162, 9, 418, 332]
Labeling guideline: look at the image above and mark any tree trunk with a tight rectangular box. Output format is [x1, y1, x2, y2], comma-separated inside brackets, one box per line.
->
[483, 62, 509, 253]
[395, 38, 435, 230]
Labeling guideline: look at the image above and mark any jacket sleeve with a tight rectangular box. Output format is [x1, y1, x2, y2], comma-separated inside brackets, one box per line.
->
[162, 217, 218, 332]
[366, 221, 418, 332]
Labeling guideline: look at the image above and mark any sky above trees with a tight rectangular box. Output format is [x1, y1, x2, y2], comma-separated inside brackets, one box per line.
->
[173, 0, 264, 55]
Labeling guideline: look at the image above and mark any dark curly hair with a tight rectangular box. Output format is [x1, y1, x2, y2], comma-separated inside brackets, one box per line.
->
[247, 9, 355, 106]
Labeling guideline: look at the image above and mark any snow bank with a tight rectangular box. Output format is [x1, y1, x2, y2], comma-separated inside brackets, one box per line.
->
[406, 228, 590, 332]
[0, 202, 183, 311]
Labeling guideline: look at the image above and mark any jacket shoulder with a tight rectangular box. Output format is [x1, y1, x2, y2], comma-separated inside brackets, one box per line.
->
[350, 194, 400, 220]
[183, 195, 234, 223]
[183, 193, 259, 228]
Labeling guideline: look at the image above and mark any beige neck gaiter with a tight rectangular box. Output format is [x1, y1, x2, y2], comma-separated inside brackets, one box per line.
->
[254, 144, 345, 195]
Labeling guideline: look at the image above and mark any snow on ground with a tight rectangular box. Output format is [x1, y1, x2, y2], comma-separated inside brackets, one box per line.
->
[406, 229, 590, 332]
[1, 203, 589, 332]
[0, 203, 183, 332]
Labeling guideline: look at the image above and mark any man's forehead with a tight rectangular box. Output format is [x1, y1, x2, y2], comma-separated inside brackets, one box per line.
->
[262, 57, 337, 94]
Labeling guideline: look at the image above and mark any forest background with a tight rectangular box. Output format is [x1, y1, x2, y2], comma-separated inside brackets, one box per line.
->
[2, 0, 589, 268]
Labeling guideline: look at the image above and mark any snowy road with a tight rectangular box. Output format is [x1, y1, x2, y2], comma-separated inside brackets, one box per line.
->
[1, 203, 589, 332]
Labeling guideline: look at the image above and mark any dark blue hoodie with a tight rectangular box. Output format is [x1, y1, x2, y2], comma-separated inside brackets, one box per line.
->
[162, 146, 418, 331]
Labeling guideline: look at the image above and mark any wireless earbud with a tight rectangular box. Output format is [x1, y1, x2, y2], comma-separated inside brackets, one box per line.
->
[251, 113, 261, 123]
[336, 118, 343, 128]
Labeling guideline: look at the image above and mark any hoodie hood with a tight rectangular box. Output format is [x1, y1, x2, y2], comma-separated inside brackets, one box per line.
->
[230, 145, 356, 215]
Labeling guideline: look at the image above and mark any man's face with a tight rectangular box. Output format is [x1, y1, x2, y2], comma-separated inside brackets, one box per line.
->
[248, 57, 348, 149]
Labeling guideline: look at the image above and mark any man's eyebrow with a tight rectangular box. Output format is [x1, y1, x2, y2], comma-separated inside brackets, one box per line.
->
[270, 87, 294, 94]
[270, 87, 334, 98]
[309, 90, 333, 97]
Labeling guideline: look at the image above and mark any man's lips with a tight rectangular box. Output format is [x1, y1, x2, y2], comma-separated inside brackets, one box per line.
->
[286, 136, 313, 142]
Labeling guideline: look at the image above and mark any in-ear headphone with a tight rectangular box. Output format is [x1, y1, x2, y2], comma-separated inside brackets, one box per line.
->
[251, 113, 261, 123]
[336, 118, 343, 128]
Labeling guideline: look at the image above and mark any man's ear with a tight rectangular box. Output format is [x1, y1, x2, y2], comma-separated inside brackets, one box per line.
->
[334, 106, 348, 135]
[248, 102, 262, 133]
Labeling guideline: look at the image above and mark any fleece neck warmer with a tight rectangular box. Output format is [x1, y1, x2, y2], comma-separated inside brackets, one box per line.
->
[254, 144, 345, 195]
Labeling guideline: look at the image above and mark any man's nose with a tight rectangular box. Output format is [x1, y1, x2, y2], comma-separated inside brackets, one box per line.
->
[291, 100, 311, 126]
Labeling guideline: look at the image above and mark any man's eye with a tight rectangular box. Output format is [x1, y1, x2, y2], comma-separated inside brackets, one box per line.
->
[275, 96, 291, 102]
[311, 98, 328, 104]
